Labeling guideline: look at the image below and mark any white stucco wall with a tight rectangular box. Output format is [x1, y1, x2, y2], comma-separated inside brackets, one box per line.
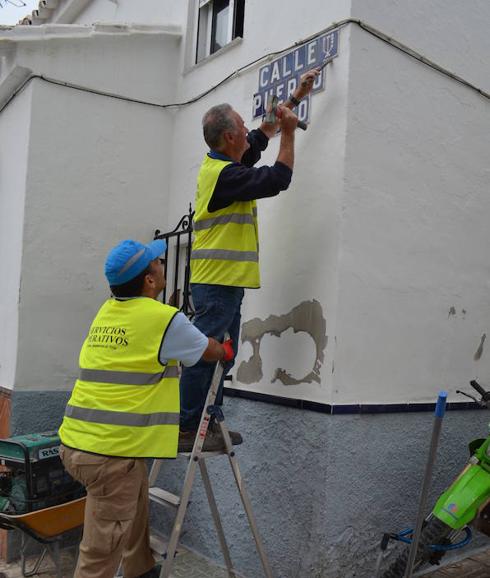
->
[0, 85, 32, 390]
[3, 0, 489, 406]
[6, 29, 181, 390]
[352, 0, 489, 90]
[334, 1, 490, 404]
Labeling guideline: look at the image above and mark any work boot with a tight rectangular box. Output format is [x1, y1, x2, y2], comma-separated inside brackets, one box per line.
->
[136, 564, 161, 578]
[178, 425, 243, 453]
[178, 429, 224, 452]
[177, 430, 194, 452]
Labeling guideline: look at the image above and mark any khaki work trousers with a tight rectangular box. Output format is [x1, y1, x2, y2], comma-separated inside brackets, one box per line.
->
[60, 446, 155, 578]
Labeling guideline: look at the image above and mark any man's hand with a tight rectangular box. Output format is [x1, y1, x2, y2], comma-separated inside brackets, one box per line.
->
[277, 106, 298, 134]
[202, 337, 234, 362]
[296, 68, 321, 99]
[284, 67, 321, 111]
[259, 98, 281, 138]
[276, 106, 297, 170]
[222, 339, 234, 362]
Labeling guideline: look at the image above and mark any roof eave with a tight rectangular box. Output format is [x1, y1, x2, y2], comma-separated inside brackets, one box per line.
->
[19, 0, 95, 26]
[0, 23, 182, 43]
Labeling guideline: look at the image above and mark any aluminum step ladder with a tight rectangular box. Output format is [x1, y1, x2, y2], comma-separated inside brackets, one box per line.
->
[148, 358, 274, 578]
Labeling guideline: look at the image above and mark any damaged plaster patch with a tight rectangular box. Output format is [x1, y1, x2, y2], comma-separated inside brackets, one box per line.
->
[474, 333, 486, 361]
[237, 299, 327, 385]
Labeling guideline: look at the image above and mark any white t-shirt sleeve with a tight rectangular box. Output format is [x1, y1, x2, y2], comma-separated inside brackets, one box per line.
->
[159, 312, 209, 367]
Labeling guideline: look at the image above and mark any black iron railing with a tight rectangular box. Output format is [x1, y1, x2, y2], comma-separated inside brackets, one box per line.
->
[154, 204, 194, 318]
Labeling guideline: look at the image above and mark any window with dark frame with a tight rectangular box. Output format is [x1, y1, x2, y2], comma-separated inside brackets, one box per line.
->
[196, 0, 245, 63]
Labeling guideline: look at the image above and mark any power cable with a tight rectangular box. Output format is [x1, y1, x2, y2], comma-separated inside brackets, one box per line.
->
[0, 18, 488, 116]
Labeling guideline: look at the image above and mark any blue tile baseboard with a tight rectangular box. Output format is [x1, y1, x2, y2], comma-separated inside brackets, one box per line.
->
[223, 387, 481, 414]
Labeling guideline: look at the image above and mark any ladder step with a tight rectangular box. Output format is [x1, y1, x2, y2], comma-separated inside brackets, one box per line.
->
[178, 450, 226, 457]
[149, 531, 179, 561]
[149, 486, 181, 508]
[149, 531, 168, 558]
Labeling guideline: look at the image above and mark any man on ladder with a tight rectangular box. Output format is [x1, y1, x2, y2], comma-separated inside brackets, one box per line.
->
[179, 68, 320, 450]
[58, 238, 233, 578]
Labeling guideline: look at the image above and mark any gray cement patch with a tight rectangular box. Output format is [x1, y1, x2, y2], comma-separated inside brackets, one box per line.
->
[238, 299, 327, 386]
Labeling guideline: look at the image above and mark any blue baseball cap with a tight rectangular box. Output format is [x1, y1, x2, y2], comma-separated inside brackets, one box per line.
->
[105, 239, 167, 286]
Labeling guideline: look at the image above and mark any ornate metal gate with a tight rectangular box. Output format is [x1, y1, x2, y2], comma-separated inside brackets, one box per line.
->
[154, 204, 194, 318]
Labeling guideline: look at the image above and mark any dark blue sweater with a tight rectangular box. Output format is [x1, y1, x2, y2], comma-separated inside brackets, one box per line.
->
[207, 129, 293, 212]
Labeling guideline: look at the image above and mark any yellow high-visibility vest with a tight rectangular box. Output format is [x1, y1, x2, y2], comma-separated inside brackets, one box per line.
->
[191, 155, 260, 288]
[59, 298, 180, 458]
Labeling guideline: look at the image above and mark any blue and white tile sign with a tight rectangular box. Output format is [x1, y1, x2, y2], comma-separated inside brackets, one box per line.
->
[252, 29, 339, 124]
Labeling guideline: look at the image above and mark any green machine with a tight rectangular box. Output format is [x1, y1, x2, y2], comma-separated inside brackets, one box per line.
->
[0, 431, 85, 514]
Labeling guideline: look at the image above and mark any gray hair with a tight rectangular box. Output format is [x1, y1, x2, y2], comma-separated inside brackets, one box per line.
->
[202, 103, 237, 151]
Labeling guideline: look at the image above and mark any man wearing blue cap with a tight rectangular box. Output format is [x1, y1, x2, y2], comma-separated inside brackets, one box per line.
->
[59, 239, 232, 578]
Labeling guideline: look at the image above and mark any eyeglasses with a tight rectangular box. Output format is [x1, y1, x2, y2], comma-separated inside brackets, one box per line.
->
[159, 258, 166, 266]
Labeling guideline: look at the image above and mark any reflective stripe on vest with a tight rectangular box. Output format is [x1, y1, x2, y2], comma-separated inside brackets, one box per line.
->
[79, 365, 179, 385]
[193, 213, 255, 231]
[191, 155, 260, 288]
[65, 405, 180, 427]
[59, 298, 180, 459]
[191, 249, 259, 262]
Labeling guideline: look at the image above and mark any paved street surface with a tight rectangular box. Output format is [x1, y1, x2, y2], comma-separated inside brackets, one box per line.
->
[1, 545, 490, 577]
[422, 546, 490, 577]
[0, 547, 232, 578]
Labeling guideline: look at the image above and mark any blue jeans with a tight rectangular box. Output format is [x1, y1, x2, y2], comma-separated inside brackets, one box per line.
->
[179, 283, 245, 431]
